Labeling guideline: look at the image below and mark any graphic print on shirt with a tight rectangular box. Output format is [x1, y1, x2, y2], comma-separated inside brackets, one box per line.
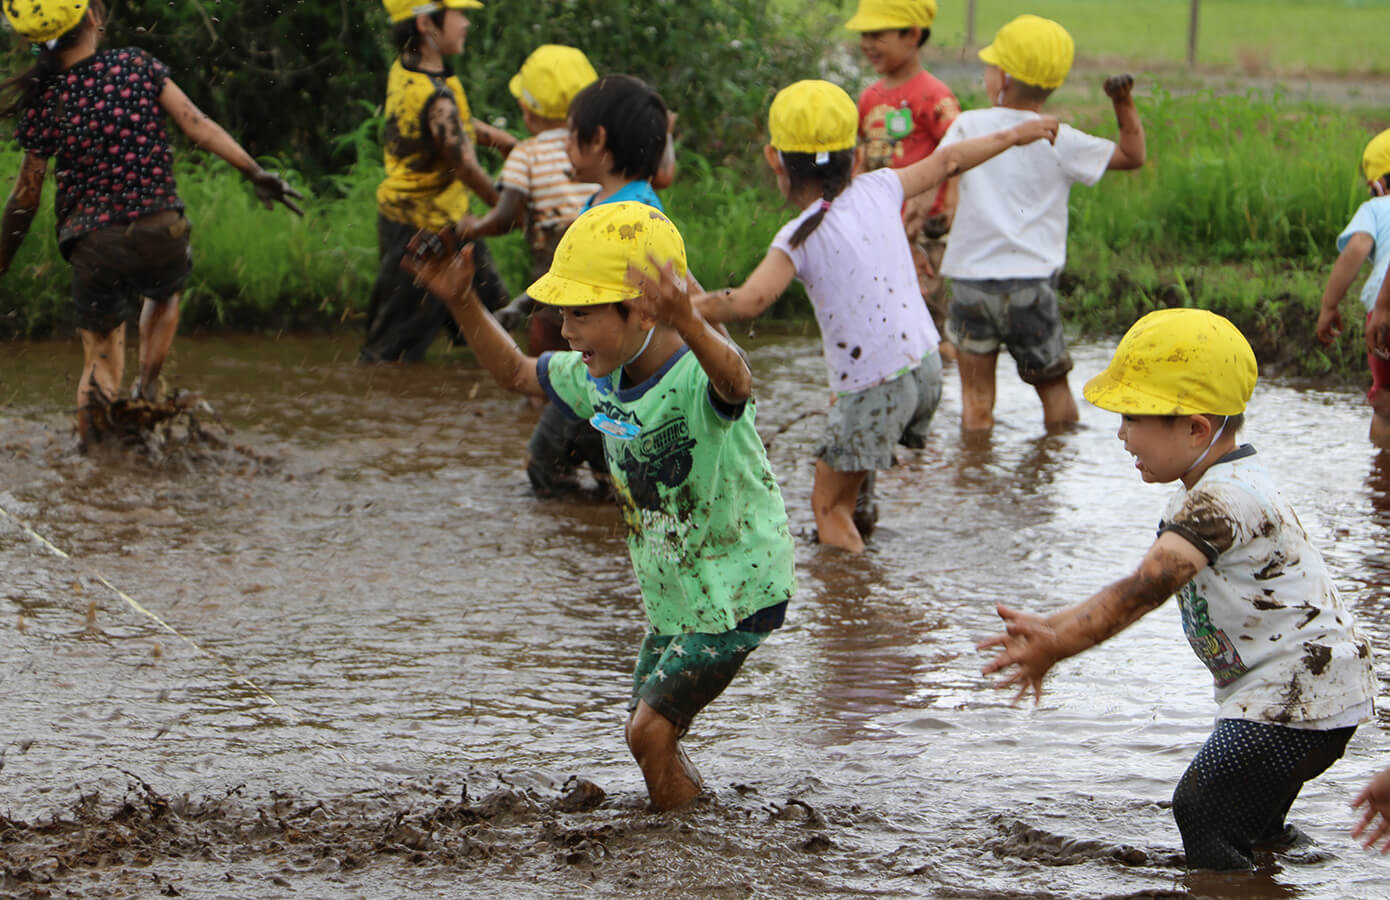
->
[861, 95, 960, 170]
[1179, 584, 1249, 686]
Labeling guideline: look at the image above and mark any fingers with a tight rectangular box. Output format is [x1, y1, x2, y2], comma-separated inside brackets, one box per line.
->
[281, 196, 305, 217]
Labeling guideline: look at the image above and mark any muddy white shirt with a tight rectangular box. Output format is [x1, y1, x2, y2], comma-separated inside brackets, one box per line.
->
[770, 168, 939, 395]
[1159, 446, 1376, 725]
[939, 107, 1113, 280]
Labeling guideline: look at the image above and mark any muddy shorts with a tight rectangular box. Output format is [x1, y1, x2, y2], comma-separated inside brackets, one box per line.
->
[817, 351, 943, 473]
[630, 602, 786, 734]
[526, 400, 609, 496]
[66, 210, 192, 334]
[1171, 718, 1354, 870]
[945, 277, 1073, 384]
[1367, 311, 1390, 413]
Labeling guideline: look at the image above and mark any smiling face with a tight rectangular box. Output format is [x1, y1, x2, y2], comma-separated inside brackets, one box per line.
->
[858, 28, 920, 77]
[556, 303, 648, 377]
[1117, 414, 1200, 484]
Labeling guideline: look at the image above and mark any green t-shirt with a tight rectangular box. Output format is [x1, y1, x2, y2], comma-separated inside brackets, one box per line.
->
[538, 346, 796, 634]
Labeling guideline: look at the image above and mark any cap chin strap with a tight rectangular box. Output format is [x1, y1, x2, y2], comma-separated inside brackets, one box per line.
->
[623, 327, 655, 368]
[1182, 416, 1228, 476]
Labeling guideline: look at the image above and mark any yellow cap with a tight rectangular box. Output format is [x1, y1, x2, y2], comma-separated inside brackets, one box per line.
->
[844, 0, 936, 31]
[382, 0, 482, 25]
[527, 202, 687, 307]
[1364, 129, 1390, 184]
[768, 80, 858, 154]
[1083, 309, 1257, 416]
[508, 45, 598, 120]
[3, 0, 89, 43]
[978, 14, 1074, 90]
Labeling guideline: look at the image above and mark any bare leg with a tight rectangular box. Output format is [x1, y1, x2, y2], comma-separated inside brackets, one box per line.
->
[957, 349, 998, 433]
[625, 701, 702, 811]
[135, 294, 180, 400]
[812, 459, 868, 553]
[1034, 374, 1079, 428]
[1371, 392, 1390, 450]
[77, 325, 126, 446]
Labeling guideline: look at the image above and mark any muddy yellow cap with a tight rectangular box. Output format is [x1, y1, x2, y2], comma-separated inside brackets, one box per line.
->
[527, 202, 687, 307]
[769, 80, 858, 154]
[508, 45, 598, 120]
[978, 14, 1074, 90]
[844, 0, 936, 31]
[1083, 309, 1257, 416]
[1364, 129, 1390, 184]
[3, 0, 89, 43]
[382, 0, 482, 25]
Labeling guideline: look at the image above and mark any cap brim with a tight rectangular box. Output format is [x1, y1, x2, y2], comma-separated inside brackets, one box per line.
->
[444, 0, 484, 9]
[977, 44, 1001, 66]
[527, 270, 635, 308]
[1083, 369, 1190, 415]
[844, 14, 916, 30]
[508, 73, 524, 101]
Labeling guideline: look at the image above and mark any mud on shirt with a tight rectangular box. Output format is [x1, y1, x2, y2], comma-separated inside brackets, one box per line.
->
[1159, 446, 1375, 724]
[16, 48, 182, 251]
[538, 347, 796, 635]
[376, 58, 476, 231]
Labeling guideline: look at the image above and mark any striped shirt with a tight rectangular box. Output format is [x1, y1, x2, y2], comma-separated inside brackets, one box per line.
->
[499, 128, 597, 254]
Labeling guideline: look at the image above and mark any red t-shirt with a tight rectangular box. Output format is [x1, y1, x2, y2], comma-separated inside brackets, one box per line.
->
[858, 71, 960, 216]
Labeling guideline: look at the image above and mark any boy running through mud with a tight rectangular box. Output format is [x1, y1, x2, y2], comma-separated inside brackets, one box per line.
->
[0, 0, 301, 449]
[403, 201, 796, 811]
[980, 309, 1376, 870]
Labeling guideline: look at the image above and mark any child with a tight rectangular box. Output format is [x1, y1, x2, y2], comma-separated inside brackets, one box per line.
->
[938, 14, 1145, 433]
[566, 74, 671, 212]
[979, 308, 1376, 870]
[459, 44, 605, 497]
[844, 0, 961, 357]
[0, 0, 301, 448]
[1316, 129, 1390, 448]
[696, 80, 1057, 553]
[360, 0, 517, 363]
[1354, 766, 1390, 853]
[402, 202, 796, 811]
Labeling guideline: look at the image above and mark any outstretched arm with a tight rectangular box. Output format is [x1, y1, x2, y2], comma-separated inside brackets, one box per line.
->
[1318, 233, 1373, 345]
[977, 531, 1205, 704]
[628, 257, 752, 405]
[158, 80, 303, 214]
[471, 119, 517, 157]
[459, 187, 525, 241]
[1104, 74, 1146, 171]
[897, 116, 1058, 201]
[429, 97, 499, 207]
[694, 250, 796, 324]
[400, 234, 543, 397]
[0, 152, 47, 276]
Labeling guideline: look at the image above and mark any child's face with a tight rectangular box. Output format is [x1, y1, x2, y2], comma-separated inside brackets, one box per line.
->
[858, 28, 920, 76]
[435, 9, 470, 56]
[565, 121, 609, 182]
[1117, 414, 1200, 484]
[557, 303, 648, 377]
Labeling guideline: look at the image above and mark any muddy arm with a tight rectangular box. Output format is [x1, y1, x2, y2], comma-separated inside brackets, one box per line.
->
[0, 152, 46, 275]
[695, 250, 796, 324]
[429, 97, 499, 208]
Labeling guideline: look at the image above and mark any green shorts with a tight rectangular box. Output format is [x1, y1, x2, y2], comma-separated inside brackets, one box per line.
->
[629, 604, 784, 734]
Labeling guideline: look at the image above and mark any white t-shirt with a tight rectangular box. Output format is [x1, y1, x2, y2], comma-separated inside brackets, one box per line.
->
[1159, 446, 1376, 726]
[770, 168, 939, 394]
[1338, 195, 1390, 312]
[939, 107, 1114, 280]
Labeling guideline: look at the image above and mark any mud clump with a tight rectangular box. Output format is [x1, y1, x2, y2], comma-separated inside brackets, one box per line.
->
[81, 390, 276, 474]
[985, 817, 1181, 869]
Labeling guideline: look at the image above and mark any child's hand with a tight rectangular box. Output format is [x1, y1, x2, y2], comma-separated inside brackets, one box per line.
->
[1104, 74, 1136, 104]
[400, 229, 477, 304]
[1316, 306, 1344, 346]
[1368, 306, 1390, 360]
[626, 255, 694, 330]
[455, 215, 480, 243]
[1014, 116, 1059, 147]
[977, 603, 1064, 705]
[1352, 767, 1390, 853]
[247, 168, 304, 216]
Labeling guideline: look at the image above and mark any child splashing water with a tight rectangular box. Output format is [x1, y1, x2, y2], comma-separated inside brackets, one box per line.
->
[404, 202, 796, 811]
[696, 80, 1057, 552]
[0, 0, 301, 449]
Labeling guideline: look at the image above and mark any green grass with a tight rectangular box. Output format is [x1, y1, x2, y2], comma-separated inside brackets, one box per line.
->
[784, 0, 1390, 76]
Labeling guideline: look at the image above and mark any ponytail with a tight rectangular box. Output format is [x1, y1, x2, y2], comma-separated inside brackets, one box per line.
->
[0, 0, 104, 121]
[784, 148, 854, 249]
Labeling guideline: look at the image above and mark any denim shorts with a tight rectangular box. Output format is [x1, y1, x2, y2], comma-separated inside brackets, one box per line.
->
[946, 277, 1073, 384]
[817, 352, 943, 473]
[66, 210, 192, 334]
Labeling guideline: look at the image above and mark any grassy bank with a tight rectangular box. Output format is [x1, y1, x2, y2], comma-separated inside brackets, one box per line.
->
[0, 86, 1383, 379]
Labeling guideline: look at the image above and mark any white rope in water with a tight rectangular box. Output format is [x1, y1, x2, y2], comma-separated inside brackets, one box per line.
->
[0, 501, 278, 706]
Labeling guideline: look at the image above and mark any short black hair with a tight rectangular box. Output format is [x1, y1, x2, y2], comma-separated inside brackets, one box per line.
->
[568, 75, 669, 181]
[1010, 79, 1054, 104]
[391, 9, 448, 54]
[898, 26, 931, 47]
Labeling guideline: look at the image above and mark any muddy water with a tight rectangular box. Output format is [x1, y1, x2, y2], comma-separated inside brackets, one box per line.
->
[2, 332, 1389, 899]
